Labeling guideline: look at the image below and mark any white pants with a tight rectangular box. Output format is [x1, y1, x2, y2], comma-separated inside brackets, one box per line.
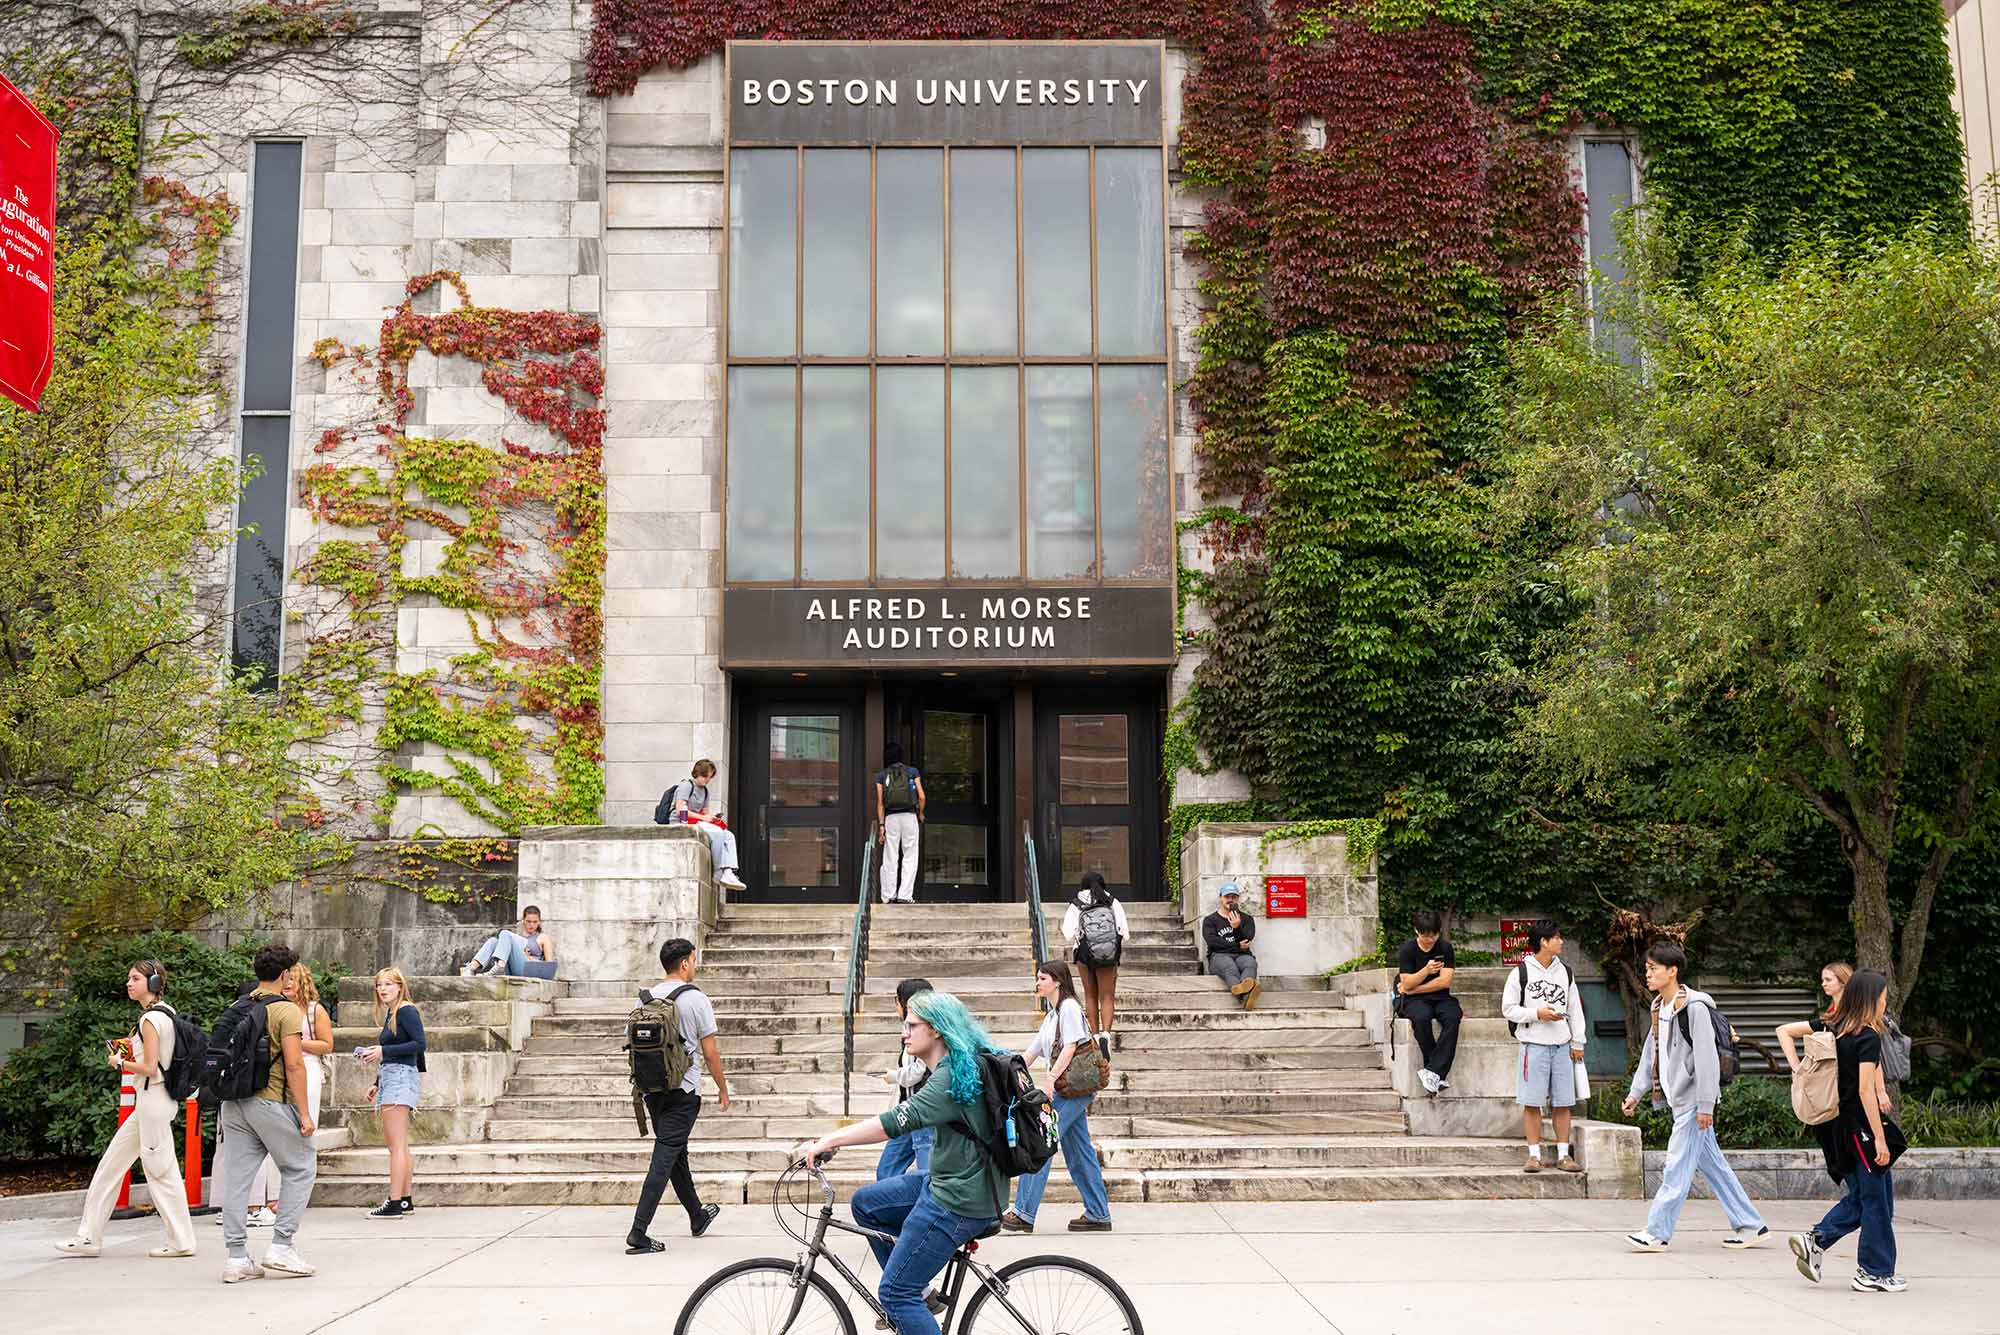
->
[252, 1056, 323, 1203]
[74, 1083, 195, 1251]
[880, 812, 919, 902]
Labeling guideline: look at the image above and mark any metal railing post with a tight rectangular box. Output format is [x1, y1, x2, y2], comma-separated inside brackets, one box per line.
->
[841, 836, 878, 1119]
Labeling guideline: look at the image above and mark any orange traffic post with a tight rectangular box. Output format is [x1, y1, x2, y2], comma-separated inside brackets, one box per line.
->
[183, 1096, 219, 1215]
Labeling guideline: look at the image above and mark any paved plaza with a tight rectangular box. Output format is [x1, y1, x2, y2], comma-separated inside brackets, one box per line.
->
[2, 1196, 1995, 1334]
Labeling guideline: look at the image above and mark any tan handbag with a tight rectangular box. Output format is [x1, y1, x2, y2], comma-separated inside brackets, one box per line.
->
[1055, 1037, 1107, 1098]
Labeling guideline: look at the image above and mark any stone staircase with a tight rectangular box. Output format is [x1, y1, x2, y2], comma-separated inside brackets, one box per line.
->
[316, 900, 1588, 1205]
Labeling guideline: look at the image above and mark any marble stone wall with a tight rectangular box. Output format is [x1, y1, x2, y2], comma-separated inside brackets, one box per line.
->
[1177, 821, 1379, 978]
[516, 823, 722, 981]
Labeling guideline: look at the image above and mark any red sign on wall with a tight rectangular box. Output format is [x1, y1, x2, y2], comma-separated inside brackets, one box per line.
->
[0, 74, 59, 414]
[1264, 874, 1307, 918]
[1499, 917, 1533, 965]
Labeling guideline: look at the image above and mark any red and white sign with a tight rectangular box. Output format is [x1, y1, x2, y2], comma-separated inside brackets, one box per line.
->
[1499, 917, 1533, 965]
[0, 74, 58, 413]
[1264, 874, 1307, 918]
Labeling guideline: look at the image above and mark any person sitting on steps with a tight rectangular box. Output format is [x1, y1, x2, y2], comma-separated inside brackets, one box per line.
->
[656, 759, 746, 891]
[1396, 908, 1462, 1097]
[1201, 883, 1260, 1010]
[462, 905, 559, 978]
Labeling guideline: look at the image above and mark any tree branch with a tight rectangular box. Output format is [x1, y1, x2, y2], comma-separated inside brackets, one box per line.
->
[1895, 735, 1994, 1011]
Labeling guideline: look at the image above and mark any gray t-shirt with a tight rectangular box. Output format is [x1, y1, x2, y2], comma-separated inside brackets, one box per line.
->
[675, 781, 712, 818]
[639, 981, 718, 1093]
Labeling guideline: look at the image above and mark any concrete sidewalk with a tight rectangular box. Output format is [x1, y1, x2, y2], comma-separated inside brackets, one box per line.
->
[1, 1197, 1994, 1333]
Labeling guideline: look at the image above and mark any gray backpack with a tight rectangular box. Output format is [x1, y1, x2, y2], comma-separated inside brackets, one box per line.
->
[1078, 899, 1120, 965]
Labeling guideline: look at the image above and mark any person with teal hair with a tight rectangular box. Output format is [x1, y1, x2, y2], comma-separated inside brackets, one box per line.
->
[794, 988, 1010, 1335]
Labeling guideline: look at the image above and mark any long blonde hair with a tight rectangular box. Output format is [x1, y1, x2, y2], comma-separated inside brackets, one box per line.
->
[371, 967, 413, 1033]
[289, 964, 321, 1010]
[1820, 961, 1854, 1020]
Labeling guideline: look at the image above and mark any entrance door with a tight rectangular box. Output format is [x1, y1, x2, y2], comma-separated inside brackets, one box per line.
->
[913, 705, 998, 901]
[741, 702, 859, 902]
[1033, 695, 1162, 901]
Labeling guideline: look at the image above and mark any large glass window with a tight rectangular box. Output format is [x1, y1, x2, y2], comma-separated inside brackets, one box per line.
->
[725, 145, 1170, 584]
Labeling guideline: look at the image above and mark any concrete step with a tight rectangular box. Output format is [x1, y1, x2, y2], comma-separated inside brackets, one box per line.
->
[548, 990, 1345, 1018]
[479, 1109, 1410, 1141]
[520, 1026, 1376, 1058]
[487, 1088, 1401, 1122]
[529, 1006, 1362, 1039]
[506, 1042, 1381, 1081]
[308, 1169, 1141, 1208]
[864, 946, 1192, 969]
[329, 1024, 511, 1051]
[1141, 1164, 1589, 1202]
[333, 977, 561, 1007]
[503, 1065, 1387, 1098]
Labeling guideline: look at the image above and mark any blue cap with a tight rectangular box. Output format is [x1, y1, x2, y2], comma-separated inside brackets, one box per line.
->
[1218, 882, 1242, 899]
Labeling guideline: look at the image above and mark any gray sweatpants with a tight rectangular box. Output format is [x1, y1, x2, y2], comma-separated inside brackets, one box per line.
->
[1209, 952, 1258, 988]
[220, 1097, 316, 1256]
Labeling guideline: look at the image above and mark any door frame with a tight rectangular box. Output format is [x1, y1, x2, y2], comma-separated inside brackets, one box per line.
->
[732, 689, 865, 903]
[1031, 686, 1164, 902]
[883, 682, 1015, 903]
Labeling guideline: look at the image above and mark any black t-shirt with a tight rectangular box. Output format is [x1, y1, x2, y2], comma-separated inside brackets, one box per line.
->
[1396, 938, 1456, 998]
[1810, 1018, 1882, 1130]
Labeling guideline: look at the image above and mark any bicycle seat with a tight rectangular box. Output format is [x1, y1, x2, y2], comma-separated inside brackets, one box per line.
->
[973, 1222, 1002, 1241]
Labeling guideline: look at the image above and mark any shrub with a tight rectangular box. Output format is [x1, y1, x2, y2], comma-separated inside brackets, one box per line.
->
[1587, 1071, 2000, 1150]
[0, 931, 341, 1161]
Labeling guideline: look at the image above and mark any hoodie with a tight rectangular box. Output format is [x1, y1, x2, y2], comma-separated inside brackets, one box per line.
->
[1500, 954, 1587, 1049]
[1626, 986, 1724, 1116]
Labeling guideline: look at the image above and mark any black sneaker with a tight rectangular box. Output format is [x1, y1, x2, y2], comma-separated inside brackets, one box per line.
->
[692, 1204, 721, 1238]
[366, 1198, 408, 1219]
[625, 1234, 665, 1254]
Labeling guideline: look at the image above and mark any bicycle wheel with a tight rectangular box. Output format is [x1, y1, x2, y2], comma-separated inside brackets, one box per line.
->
[675, 1258, 858, 1335]
[957, 1254, 1144, 1335]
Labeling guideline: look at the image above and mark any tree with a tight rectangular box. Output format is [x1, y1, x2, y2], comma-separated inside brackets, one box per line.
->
[1496, 230, 2000, 1012]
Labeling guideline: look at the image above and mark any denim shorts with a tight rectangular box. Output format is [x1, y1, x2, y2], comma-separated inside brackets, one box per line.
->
[375, 1061, 422, 1109]
[1517, 1041, 1577, 1109]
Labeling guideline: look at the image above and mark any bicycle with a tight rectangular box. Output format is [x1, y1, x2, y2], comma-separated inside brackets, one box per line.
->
[673, 1158, 1144, 1335]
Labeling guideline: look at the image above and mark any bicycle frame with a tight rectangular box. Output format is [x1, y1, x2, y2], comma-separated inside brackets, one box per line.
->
[772, 1165, 1044, 1335]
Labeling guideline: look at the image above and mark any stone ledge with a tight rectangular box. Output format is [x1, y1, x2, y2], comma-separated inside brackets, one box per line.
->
[1644, 1146, 2000, 1200]
[520, 822, 703, 843]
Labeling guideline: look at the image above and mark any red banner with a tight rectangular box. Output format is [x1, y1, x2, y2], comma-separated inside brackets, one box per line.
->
[1264, 874, 1307, 918]
[0, 74, 58, 413]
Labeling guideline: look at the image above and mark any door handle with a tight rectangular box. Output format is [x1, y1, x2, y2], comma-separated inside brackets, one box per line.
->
[1045, 802, 1059, 845]
[757, 804, 768, 841]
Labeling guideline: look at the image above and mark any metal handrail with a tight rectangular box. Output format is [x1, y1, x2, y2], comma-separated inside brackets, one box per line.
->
[840, 835, 878, 1119]
[1023, 826, 1049, 1006]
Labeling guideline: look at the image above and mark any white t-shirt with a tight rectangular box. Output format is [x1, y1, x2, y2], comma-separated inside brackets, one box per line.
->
[137, 1005, 176, 1090]
[1027, 997, 1090, 1063]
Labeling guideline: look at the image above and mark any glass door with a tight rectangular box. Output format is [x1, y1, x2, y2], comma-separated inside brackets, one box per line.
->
[1033, 694, 1162, 901]
[743, 703, 858, 902]
[915, 707, 997, 901]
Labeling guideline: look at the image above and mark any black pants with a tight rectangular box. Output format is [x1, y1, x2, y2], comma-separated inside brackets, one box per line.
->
[632, 1088, 704, 1236]
[1401, 994, 1463, 1077]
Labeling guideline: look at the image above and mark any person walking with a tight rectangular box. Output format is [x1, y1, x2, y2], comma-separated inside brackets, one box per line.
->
[249, 964, 333, 1226]
[1781, 969, 1908, 1292]
[875, 742, 925, 904]
[656, 759, 747, 891]
[54, 959, 197, 1259]
[1065, 870, 1129, 1051]
[1622, 940, 1768, 1251]
[462, 905, 560, 978]
[1396, 909, 1462, 1096]
[1501, 919, 1586, 1173]
[1202, 883, 1259, 1010]
[1000, 961, 1113, 1234]
[1775, 962, 1892, 1121]
[216, 943, 317, 1283]
[792, 989, 1010, 1335]
[626, 937, 730, 1254]
[876, 977, 937, 1181]
[357, 967, 425, 1219]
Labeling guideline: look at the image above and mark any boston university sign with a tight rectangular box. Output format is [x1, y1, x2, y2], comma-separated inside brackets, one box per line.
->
[728, 41, 1165, 145]
[721, 587, 1176, 668]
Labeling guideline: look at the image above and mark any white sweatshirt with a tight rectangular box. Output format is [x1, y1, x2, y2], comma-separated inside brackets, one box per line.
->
[1501, 954, 1587, 1048]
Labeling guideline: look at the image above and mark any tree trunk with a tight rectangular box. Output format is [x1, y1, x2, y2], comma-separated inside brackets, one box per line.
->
[1848, 844, 1899, 1006]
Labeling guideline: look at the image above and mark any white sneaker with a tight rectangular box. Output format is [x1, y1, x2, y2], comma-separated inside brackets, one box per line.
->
[1723, 1226, 1770, 1248]
[1788, 1231, 1824, 1283]
[221, 1256, 265, 1283]
[1626, 1231, 1669, 1252]
[460, 961, 479, 976]
[1852, 1270, 1908, 1293]
[1417, 1069, 1442, 1096]
[54, 1237, 100, 1258]
[150, 1245, 196, 1258]
[247, 1206, 277, 1228]
[717, 869, 746, 890]
[261, 1244, 316, 1277]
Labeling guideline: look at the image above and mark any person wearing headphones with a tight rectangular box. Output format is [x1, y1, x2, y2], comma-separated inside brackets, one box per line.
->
[56, 959, 197, 1258]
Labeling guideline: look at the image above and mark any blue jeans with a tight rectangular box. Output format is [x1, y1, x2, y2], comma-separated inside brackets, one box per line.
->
[1815, 1163, 1896, 1278]
[1010, 1091, 1111, 1224]
[1646, 1104, 1765, 1242]
[850, 1172, 995, 1335]
[876, 1127, 934, 1180]
[474, 930, 558, 979]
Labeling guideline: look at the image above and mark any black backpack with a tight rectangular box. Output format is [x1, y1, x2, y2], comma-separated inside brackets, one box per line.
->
[143, 1003, 208, 1103]
[1675, 998, 1741, 1088]
[200, 994, 273, 1102]
[1504, 958, 1577, 1040]
[949, 1051, 1060, 1217]
[654, 782, 681, 825]
[882, 763, 919, 814]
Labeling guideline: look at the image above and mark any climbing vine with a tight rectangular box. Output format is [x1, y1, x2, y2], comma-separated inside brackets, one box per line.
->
[291, 271, 607, 832]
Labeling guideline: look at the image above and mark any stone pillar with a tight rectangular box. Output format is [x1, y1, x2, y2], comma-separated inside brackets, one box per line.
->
[1177, 822, 1378, 978]
[516, 824, 721, 981]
